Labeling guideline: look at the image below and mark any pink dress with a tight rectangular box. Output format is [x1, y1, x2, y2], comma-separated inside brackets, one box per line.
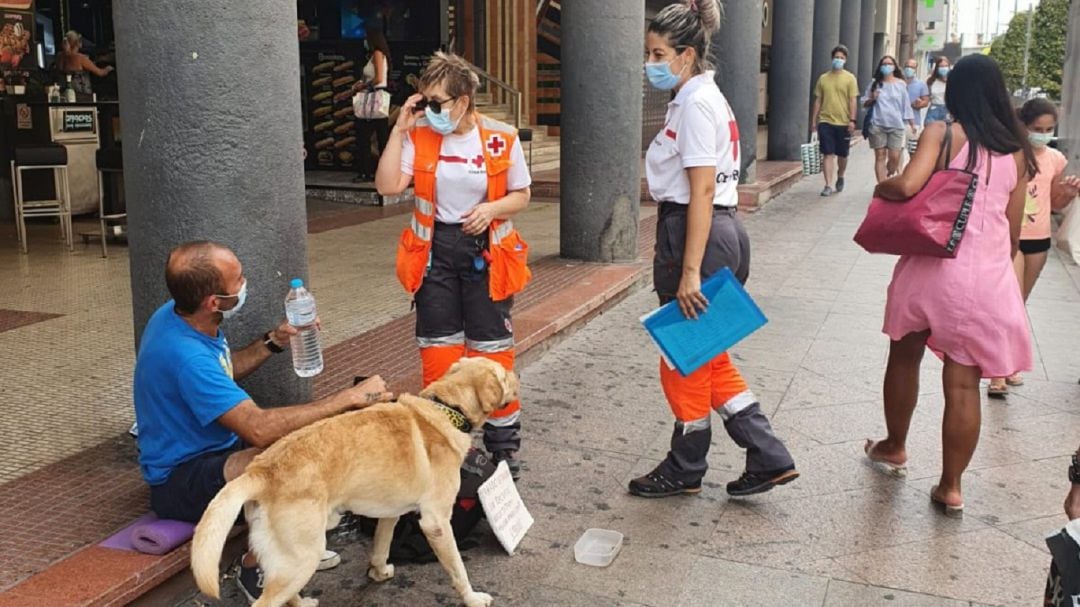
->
[883, 142, 1032, 377]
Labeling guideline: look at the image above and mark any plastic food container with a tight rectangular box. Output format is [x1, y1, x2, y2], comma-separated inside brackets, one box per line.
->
[574, 528, 623, 567]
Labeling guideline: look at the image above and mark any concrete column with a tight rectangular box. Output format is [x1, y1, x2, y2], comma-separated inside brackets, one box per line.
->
[1060, 0, 1080, 172]
[857, 0, 878, 125]
[859, 0, 877, 87]
[768, 0, 815, 161]
[115, 1, 311, 404]
[713, 0, 763, 183]
[810, 0, 842, 112]
[560, 0, 642, 262]
[839, 0, 863, 81]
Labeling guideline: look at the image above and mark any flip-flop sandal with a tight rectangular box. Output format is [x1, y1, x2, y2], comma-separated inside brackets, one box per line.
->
[987, 383, 1008, 399]
[1005, 374, 1024, 387]
[864, 439, 908, 478]
[930, 485, 964, 518]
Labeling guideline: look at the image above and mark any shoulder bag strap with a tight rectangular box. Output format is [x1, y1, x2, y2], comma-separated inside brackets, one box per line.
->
[936, 119, 953, 172]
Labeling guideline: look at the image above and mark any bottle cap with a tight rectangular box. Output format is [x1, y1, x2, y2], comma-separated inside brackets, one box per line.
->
[290, 278, 303, 289]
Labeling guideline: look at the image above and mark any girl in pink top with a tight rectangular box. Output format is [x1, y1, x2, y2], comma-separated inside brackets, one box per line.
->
[864, 55, 1037, 515]
[988, 99, 1080, 396]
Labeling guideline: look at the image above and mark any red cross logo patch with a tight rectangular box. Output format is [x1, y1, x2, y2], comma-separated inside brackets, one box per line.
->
[472, 154, 485, 168]
[486, 134, 507, 157]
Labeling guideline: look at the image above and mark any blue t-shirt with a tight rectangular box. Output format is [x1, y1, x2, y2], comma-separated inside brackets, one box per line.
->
[133, 301, 250, 485]
[906, 78, 930, 126]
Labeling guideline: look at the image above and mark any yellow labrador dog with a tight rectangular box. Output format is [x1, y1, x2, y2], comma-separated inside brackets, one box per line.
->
[191, 357, 519, 607]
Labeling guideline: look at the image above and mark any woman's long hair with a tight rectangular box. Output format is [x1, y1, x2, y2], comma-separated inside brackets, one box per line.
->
[926, 56, 949, 88]
[872, 55, 898, 90]
[944, 54, 1036, 177]
[365, 26, 391, 66]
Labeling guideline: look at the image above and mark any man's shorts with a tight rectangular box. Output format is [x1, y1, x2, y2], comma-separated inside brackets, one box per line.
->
[817, 123, 851, 158]
[149, 443, 244, 523]
[869, 124, 906, 150]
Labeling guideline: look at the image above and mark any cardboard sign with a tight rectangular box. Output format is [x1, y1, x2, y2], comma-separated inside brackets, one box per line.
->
[477, 461, 532, 555]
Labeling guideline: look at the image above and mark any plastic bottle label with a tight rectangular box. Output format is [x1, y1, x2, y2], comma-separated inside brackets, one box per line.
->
[287, 300, 317, 327]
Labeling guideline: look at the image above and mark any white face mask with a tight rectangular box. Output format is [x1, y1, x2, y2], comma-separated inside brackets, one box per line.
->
[218, 279, 248, 320]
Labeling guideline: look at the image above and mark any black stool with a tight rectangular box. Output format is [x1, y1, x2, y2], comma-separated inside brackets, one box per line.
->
[96, 147, 125, 257]
[9, 143, 71, 254]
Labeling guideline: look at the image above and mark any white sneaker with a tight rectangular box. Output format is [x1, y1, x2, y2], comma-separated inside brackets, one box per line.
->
[318, 549, 341, 571]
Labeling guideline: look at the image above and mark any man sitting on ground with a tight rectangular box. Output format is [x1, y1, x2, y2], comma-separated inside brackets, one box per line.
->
[133, 240, 392, 603]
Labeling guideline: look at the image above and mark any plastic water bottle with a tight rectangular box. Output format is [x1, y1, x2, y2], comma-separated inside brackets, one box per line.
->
[284, 278, 324, 377]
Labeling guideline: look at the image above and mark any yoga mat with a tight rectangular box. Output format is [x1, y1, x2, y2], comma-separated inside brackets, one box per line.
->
[99, 513, 195, 555]
[131, 518, 195, 555]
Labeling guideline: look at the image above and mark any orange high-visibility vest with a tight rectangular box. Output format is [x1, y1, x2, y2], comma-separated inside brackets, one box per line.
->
[395, 113, 531, 302]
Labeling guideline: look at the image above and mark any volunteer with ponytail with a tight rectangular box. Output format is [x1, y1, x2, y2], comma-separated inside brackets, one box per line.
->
[375, 52, 532, 479]
[629, 0, 798, 499]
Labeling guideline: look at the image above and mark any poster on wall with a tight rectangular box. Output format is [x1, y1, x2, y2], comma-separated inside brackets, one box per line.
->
[0, 8, 33, 69]
[302, 50, 362, 171]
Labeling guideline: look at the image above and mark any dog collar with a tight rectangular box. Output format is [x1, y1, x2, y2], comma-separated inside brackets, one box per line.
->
[430, 397, 473, 433]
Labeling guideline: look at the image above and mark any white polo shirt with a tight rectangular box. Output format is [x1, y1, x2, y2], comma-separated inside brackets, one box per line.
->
[646, 71, 741, 208]
[402, 126, 531, 224]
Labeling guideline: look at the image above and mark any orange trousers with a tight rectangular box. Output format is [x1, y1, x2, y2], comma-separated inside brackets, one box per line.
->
[659, 352, 753, 422]
[420, 344, 520, 421]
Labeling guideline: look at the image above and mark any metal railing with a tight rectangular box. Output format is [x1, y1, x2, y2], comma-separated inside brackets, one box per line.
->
[468, 61, 522, 128]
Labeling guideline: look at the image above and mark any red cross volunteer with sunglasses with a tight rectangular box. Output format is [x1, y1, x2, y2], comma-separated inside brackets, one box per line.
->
[376, 52, 532, 479]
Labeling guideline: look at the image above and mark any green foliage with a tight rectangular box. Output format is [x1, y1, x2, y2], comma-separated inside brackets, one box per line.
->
[989, 0, 1070, 99]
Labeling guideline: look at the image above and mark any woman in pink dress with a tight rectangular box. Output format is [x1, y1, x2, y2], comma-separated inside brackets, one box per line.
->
[864, 55, 1037, 515]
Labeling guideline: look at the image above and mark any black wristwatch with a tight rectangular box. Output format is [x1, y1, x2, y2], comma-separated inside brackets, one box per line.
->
[263, 331, 285, 354]
[1069, 455, 1080, 484]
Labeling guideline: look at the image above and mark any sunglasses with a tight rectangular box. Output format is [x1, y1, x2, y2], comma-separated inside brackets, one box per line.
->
[413, 96, 458, 114]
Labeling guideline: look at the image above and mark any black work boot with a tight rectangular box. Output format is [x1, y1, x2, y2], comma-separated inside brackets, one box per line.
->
[484, 420, 522, 481]
[629, 420, 711, 498]
[722, 403, 798, 496]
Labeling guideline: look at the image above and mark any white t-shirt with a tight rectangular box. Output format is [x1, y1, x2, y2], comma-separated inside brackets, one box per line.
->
[362, 53, 388, 88]
[645, 71, 741, 207]
[402, 126, 531, 224]
[929, 80, 947, 106]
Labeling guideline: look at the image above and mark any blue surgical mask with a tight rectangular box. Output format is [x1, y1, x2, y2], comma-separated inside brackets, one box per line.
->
[645, 59, 685, 91]
[220, 280, 247, 320]
[425, 104, 462, 135]
[880, 64, 895, 76]
[1029, 132, 1055, 148]
[832, 58, 846, 70]
[903, 67, 916, 79]
[938, 67, 950, 78]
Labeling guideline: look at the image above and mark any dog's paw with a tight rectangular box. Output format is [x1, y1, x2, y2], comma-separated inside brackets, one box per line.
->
[463, 591, 493, 607]
[367, 563, 395, 582]
[296, 598, 319, 607]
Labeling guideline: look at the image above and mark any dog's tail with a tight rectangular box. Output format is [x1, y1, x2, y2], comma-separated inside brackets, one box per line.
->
[191, 472, 264, 598]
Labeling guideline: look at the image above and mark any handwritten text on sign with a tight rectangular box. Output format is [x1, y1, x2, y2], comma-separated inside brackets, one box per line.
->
[477, 461, 533, 555]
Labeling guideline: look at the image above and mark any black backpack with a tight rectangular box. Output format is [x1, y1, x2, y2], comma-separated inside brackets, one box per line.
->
[356, 448, 496, 563]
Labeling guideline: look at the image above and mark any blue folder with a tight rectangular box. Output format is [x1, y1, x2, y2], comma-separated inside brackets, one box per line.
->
[640, 268, 768, 376]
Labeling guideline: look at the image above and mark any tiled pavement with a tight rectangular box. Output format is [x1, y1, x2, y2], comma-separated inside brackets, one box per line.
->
[0, 197, 657, 597]
[4, 143, 1080, 605]
[176, 148, 1078, 606]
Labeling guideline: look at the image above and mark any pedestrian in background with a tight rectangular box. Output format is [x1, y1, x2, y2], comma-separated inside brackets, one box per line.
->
[904, 58, 930, 129]
[865, 54, 1036, 516]
[863, 55, 916, 182]
[810, 45, 860, 197]
[631, 0, 798, 499]
[924, 56, 951, 125]
[988, 99, 1080, 397]
[352, 26, 391, 183]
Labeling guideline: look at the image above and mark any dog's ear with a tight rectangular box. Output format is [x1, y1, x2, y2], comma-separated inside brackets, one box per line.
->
[474, 366, 506, 414]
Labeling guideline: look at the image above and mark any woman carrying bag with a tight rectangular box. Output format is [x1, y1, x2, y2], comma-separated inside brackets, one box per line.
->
[352, 27, 391, 183]
[864, 55, 1036, 516]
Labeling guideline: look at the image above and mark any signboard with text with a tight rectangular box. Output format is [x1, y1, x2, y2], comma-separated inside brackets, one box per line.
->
[61, 110, 96, 134]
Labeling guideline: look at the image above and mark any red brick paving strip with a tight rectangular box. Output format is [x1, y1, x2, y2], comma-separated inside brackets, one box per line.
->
[0, 309, 63, 333]
[0, 213, 659, 604]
